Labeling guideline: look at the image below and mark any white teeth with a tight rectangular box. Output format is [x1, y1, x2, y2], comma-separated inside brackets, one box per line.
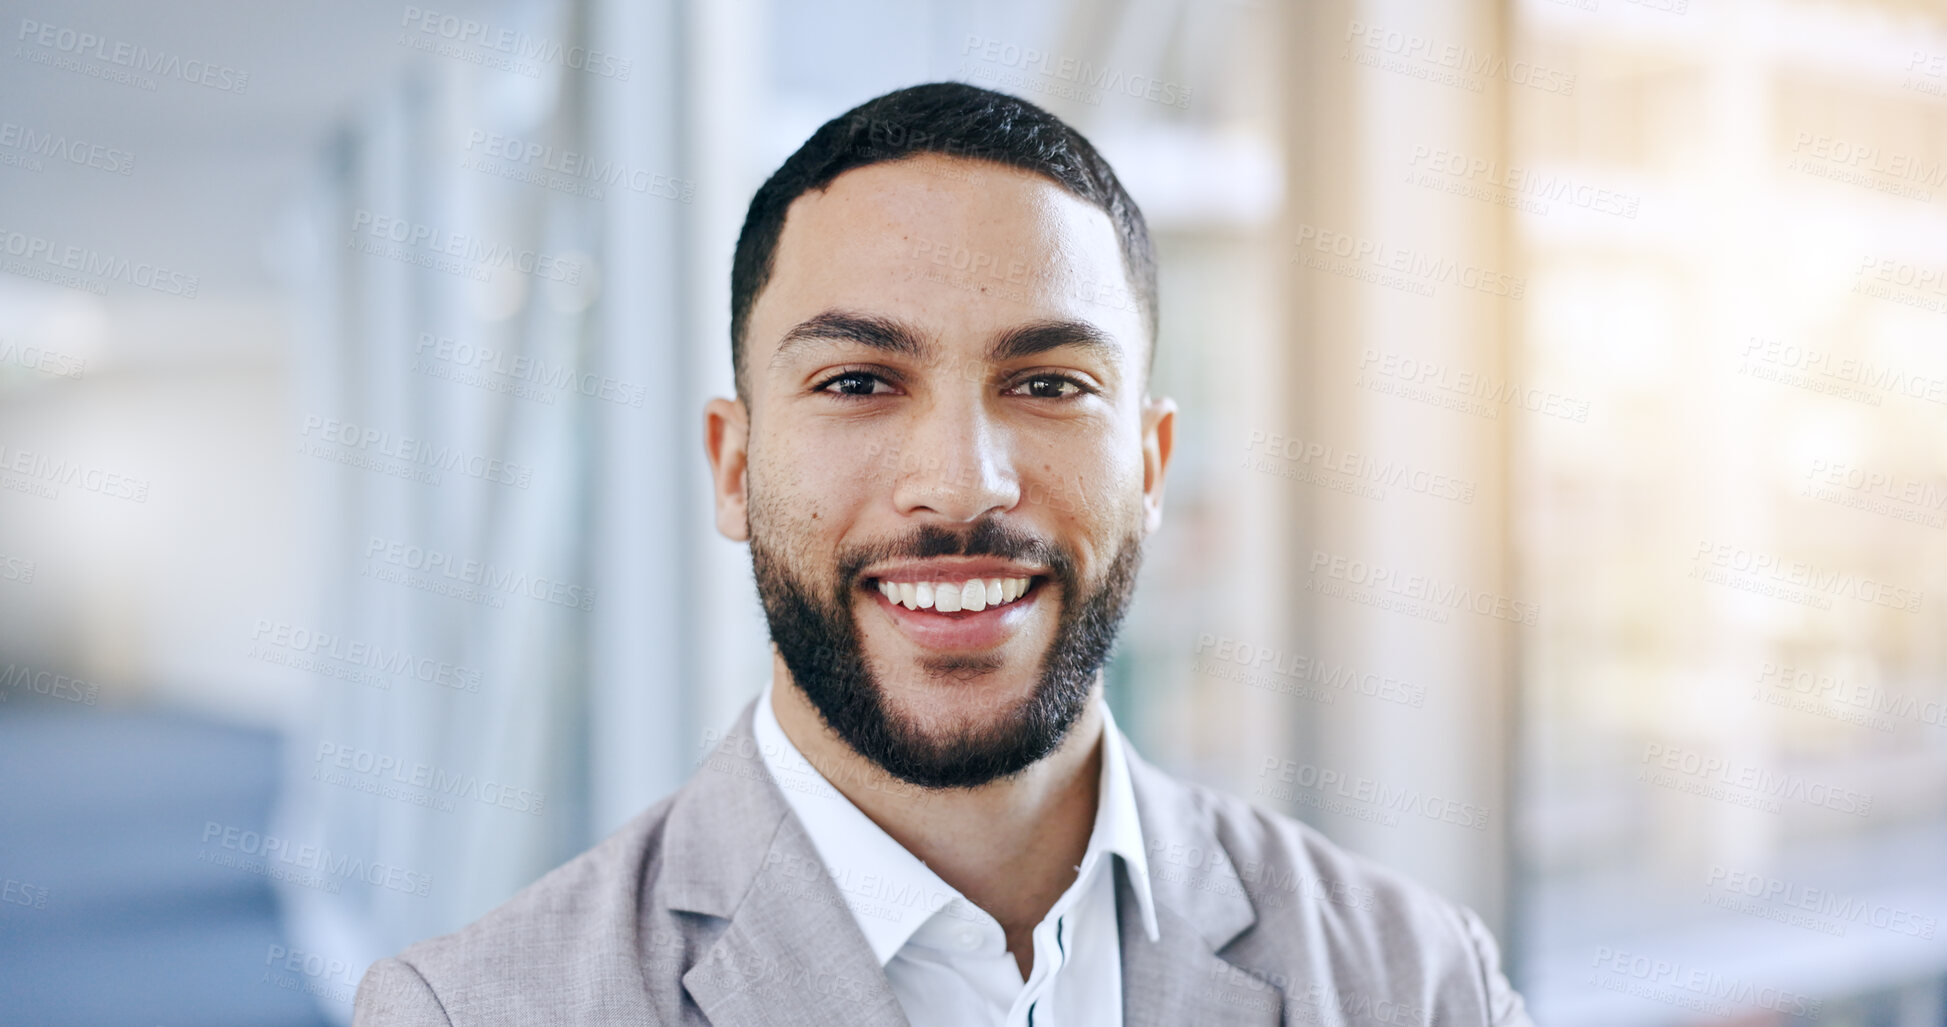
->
[879, 576, 1034, 612]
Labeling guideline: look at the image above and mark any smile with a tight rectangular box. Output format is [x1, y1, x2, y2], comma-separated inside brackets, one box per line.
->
[858, 555, 1052, 650]
[872, 576, 1034, 612]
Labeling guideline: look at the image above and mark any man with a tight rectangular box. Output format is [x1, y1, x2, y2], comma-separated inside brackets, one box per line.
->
[355, 82, 1533, 1027]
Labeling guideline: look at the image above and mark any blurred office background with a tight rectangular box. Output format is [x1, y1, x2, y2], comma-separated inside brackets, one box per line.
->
[1, 0, 1943, 1023]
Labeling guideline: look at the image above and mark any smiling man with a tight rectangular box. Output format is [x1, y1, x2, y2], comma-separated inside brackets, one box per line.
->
[355, 83, 1533, 1027]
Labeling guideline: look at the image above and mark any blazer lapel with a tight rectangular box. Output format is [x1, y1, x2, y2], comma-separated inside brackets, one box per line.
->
[668, 701, 909, 1027]
[1118, 744, 1285, 1026]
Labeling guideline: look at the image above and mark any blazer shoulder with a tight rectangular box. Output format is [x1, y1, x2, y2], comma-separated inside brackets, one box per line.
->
[1176, 778, 1532, 1026]
[357, 794, 683, 1025]
[353, 956, 451, 1026]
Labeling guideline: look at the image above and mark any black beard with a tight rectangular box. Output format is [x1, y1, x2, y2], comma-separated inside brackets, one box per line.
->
[750, 516, 1143, 789]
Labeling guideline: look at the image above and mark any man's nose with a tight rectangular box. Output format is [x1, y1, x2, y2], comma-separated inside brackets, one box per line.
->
[889, 397, 1021, 522]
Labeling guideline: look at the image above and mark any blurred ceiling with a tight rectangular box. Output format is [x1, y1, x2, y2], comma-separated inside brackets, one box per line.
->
[0, 0, 496, 295]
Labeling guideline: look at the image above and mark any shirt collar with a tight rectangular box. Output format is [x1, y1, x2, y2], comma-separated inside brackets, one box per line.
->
[753, 680, 1162, 966]
[1095, 697, 1162, 943]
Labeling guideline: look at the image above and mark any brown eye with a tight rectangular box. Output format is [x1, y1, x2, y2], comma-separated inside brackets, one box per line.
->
[1008, 374, 1089, 399]
[818, 371, 892, 397]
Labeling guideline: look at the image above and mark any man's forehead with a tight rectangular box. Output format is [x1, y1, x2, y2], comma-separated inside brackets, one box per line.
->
[749, 155, 1144, 365]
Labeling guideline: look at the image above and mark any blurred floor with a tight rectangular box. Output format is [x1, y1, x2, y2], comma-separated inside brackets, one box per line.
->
[0, 702, 331, 1027]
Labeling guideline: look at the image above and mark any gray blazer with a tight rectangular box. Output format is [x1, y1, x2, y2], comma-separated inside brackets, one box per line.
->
[355, 700, 1533, 1026]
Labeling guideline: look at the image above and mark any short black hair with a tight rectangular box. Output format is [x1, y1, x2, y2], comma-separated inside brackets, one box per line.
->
[728, 81, 1157, 401]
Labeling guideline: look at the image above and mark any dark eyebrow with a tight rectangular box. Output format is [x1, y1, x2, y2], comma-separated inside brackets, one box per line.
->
[985, 319, 1121, 364]
[770, 310, 931, 366]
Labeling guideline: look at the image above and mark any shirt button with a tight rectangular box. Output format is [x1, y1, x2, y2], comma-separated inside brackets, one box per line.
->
[957, 929, 981, 951]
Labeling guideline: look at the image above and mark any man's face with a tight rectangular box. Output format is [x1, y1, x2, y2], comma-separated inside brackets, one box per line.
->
[704, 153, 1174, 788]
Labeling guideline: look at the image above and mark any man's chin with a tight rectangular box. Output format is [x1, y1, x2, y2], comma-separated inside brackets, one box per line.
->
[860, 694, 1084, 790]
[911, 652, 1006, 680]
[792, 637, 1091, 790]
[869, 650, 1038, 714]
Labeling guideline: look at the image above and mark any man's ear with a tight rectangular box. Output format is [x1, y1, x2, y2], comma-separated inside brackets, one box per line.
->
[703, 397, 752, 542]
[1140, 394, 1176, 535]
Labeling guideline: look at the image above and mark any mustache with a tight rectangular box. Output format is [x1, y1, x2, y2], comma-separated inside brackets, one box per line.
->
[834, 518, 1072, 590]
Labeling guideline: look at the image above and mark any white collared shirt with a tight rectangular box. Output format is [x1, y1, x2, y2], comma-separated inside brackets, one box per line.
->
[754, 681, 1160, 1027]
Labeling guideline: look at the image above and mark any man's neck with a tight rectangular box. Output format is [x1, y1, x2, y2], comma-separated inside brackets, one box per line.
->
[769, 659, 1104, 964]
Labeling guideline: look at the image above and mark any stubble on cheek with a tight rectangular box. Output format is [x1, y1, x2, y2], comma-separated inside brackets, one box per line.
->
[746, 441, 832, 569]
